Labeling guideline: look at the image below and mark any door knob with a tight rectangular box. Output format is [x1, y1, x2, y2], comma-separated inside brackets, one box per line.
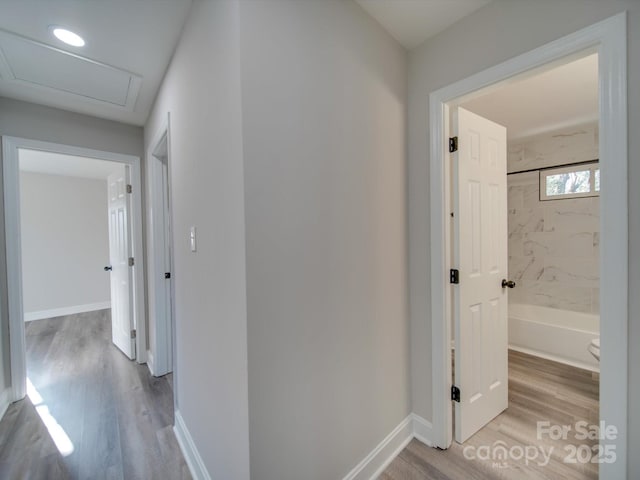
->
[501, 279, 515, 289]
[104, 266, 112, 271]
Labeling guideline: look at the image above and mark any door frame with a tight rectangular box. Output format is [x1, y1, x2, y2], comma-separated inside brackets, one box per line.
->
[428, 12, 627, 478]
[2, 136, 147, 401]
[145, 114, 175, 378]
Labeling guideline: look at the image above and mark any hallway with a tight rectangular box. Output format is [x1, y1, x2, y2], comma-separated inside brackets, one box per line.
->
[0, 310, 189, 479]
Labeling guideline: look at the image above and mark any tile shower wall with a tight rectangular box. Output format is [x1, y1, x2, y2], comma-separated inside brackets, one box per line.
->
[507, 123, 599, 314]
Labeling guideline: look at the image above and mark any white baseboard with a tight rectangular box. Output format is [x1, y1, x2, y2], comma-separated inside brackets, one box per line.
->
[147, 350, 156, 377]
[172, 409, 433, 480]
[342, 415, 413, 480]
[24, 301, 111, 322]
[169, 369, 608, 479]
[0, 387, 12, 420]
[411, 414, 433, 447]
[174, 410, 211, 480]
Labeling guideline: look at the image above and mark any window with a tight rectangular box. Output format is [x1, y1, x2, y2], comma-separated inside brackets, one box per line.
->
[539, 162, 600, 200]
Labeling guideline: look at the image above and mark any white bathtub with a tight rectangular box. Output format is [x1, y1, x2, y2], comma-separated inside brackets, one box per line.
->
[508, 303, 599, 372]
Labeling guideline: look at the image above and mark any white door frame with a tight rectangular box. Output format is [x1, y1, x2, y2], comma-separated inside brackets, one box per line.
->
[145, 114, 175, 377]
[2, 136, 147, 401]
[428, 13, 627, 478]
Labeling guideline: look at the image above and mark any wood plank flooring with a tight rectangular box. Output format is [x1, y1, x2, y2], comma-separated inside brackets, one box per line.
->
[1, 313, 600, 479]
[381, 350, 599, 480]
[0, 310, 190, 479]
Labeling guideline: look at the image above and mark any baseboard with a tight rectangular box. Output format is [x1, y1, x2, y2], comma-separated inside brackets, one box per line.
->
[341, 413, 435, 480]
[24, 301, 111, 322]
[147, 351, 156, 377]
[172, 409, 432, 480]
[174, 410, 211, 480]
[509, 345, 599, 373]
[411, 413, 434, 447]
[342, 415, 413, 480]
[0, 387, 12, 420]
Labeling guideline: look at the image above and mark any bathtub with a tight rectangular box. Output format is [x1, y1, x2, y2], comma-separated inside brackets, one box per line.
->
[508, 303, 599, 372]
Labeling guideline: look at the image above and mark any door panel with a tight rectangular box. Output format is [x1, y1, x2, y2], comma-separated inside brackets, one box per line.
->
[453, 107, 508, 443]
[107, 167, 135, 359]
[161, 160, 173, 372]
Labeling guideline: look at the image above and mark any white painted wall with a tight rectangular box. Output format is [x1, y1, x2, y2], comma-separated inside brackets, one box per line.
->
[144, 1, 250, 478]
[145, 0, 408, 477]
[0, 97, 143, 416]
[19, 171, 110, 318]
[0, 142, 10, 406]
[0, 97, 143, 157]
[239, 1, 408, 478]
[407, 1, 640, 476]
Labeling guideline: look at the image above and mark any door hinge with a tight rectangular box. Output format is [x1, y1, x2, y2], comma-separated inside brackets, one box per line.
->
[449, 269, 459, 284]
[128, 257, 135, 267]
[449, 136, 458, 153]
[130, 329, 137, 339]
[451, 385, 461, 402]
[126, 184, 133, 194]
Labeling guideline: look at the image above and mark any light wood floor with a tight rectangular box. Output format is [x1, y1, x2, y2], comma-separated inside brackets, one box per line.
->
[382, 350, 599, 480]
[0, 310, 190, 479]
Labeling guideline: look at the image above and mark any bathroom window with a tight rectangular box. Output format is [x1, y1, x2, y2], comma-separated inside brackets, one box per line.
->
[539, 162, 600, 200]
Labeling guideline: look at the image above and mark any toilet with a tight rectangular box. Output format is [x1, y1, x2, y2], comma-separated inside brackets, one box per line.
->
[588, 338, 600, 361]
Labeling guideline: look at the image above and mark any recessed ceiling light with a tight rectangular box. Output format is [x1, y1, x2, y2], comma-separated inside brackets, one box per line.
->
[50, 26, 85, 47]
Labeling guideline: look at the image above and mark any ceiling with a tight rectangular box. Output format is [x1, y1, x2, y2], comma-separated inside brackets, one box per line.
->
[460, 53, 598, 140]
[355, 0, 491, 49]
[19, 148, 121, 180]
[0, 1, 494, 127]
[0, 0, 192, 126]
[5, 0, 563, 131]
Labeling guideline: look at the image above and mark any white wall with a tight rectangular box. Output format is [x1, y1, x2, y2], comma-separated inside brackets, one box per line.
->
[146, 0, 408, 478]
[0, 97, 143, 157]
[239, 1, 409, 478]
[0, 97, 143, 415]
[144, 1, 250, 478]
[407, 1, 640, 476]
[19, 171, 110, 317]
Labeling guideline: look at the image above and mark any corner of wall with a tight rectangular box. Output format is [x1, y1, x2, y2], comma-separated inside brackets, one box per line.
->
[341, 413, 434, 480]
[146, 350, 155, 377]
[411, 413, 434, 447]
[0, 386, 12, 420]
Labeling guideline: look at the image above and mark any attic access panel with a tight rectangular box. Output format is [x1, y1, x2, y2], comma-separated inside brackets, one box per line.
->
[0, 29, 141, 110]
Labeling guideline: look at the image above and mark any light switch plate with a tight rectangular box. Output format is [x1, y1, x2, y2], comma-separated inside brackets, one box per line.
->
[189, 226, 197, 252]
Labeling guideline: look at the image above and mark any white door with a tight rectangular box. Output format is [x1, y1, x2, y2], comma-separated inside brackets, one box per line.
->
[161, 159, 173, 372]
[107, 167, 135, 359]
[452, 107, 508, 443]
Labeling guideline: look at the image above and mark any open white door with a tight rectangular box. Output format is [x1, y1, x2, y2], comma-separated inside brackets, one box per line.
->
[160, 158, 173, 372]
[452, 107, 509, 443]
[107, 167, 135, 359]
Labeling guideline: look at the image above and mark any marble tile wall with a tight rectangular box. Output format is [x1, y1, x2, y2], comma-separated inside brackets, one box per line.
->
[507, 122, 598, 173]
[507, 123, 600, 314]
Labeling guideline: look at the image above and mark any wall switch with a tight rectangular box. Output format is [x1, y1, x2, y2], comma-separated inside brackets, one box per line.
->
[189, 226, 197, 252]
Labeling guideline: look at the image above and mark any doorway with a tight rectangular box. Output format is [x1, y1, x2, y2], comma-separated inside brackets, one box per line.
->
[452, 50, 601, 438]
[2, 136, 147, 401]
[428, 13, 627, 479]
[146, 116, 175, 378]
